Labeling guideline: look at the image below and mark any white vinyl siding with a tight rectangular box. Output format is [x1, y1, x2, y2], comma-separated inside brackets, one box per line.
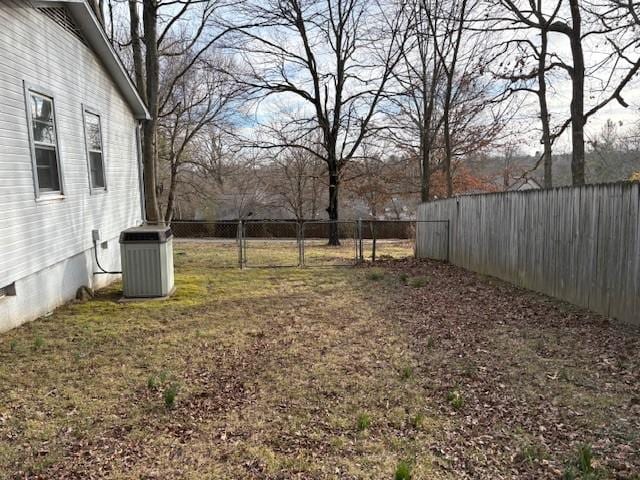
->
[0, 0, 143, 289]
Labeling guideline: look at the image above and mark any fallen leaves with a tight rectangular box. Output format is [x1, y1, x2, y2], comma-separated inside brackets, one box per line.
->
[379, 258, 640, 479]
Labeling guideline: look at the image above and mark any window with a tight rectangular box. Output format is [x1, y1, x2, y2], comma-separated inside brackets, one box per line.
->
[27, 90, 62, 194]
[83, 109, 106, 190]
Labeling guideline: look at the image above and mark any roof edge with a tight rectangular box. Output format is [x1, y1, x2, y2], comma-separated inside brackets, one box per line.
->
[33, 0, 150, 120]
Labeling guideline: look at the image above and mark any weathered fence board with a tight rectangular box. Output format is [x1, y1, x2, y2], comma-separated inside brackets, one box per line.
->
[415, 221, 449, 261]
[417, 182, 640, 325]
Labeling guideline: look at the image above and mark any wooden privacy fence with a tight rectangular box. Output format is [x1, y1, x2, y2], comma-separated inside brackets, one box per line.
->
[417, 182, 640, 325]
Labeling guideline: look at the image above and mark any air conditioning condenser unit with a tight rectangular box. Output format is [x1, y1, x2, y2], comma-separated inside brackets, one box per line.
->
[119, 226, 175, 298]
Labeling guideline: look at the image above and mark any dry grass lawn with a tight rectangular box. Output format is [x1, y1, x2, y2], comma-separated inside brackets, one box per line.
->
[0, 241, 638, 479]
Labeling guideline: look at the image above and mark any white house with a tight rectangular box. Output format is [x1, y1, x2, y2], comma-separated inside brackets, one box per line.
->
[0, 0, 149, 332]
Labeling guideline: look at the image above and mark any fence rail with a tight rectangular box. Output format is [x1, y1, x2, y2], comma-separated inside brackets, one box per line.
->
[417, 182, 640, 325]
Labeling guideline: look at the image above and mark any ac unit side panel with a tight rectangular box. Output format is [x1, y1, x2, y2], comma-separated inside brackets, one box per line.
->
[121, 244, 163, 297]
[159, 239, 175, 296]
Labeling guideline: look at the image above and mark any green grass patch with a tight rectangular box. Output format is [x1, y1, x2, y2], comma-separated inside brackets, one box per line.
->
[394, 460, 412, 480]
[407, 276, 430, 288]
[366, 269, 385, 281]
[33, 336, 44, 350]
[410, 412, 425, 429]
[356, 412, 372, 431]
[447, 390, 464, 410]
[400, 366, 413, 380]
[163, 384, 179, 409]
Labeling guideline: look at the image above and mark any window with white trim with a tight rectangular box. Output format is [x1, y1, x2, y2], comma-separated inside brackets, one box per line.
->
[83, 110, 106, 190]
[27, 91, 62, 194]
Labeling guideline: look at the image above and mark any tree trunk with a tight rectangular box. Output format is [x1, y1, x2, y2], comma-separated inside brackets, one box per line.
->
[164, 162, 178, 224]
[326, 162, 340, 246]
[88, 0, 104, 25]
[419, 129, 430, 202]
[442, 0, 467, 198]
[142, 0, 161, 224]
[503, 156, 510, 189]
[538, 28, 553, 188]
[443, 114, 454, 197]
[420, 57, 432, 202]
[569, 0, 586, 186]
[128, 0, 146, 100]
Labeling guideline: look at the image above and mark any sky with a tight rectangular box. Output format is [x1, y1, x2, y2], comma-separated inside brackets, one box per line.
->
[114, 0, 640, 158]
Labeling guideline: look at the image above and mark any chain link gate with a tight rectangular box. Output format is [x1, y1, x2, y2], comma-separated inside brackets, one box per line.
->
[240, 220, 301, 268]
[300, 221, 359, 267]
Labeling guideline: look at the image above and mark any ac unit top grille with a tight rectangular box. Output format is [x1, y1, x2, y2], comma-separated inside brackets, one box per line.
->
[120, 227, 173, 243]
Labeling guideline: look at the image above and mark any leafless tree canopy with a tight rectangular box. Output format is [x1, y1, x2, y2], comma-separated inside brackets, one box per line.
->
[102, 0, 640, 227]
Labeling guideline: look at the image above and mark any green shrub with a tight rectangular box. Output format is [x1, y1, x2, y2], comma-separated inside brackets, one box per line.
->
[394, 460, 412, 480]
[398, 273, 408, 284]
[356, 412, 371, 431]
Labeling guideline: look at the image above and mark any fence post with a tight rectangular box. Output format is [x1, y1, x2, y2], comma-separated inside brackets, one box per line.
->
[297, 221, 302, 267]
[357, 218, 363, 263]
[412, 221, 417, 258]
[238, 220, 243, 269]
[300, 222, 305, 267]
[446, 219, 450, 262]
[370, 221, 376, 262]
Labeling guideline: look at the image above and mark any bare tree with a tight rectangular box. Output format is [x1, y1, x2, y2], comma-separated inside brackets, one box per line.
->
[434, 0, 469, 197]
[266, 144, 325, 221]
[497, 0, 640, 186]
[231, 0, 411, 244]
[343, 144, 394, 218]
[157, 53, 245, 222]
[490, 1, 559, 187]
[390, 0, 511, 200]
[119, 0, 239, 224]
[388, 0, 445, 202]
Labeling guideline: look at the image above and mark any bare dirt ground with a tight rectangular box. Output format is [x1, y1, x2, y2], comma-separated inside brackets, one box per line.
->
[0, 242, 638, 479]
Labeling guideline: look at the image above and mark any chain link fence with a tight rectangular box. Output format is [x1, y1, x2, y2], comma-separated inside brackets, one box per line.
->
[171, 221, 241, 268]
[301, 221, 359, 266]
[242, 221, 301, 268]
[171, 220, 448, 268]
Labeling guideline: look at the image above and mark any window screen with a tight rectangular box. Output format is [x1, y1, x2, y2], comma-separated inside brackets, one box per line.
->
[29, 93, 62, 193]
[84, 111, 106, 189]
